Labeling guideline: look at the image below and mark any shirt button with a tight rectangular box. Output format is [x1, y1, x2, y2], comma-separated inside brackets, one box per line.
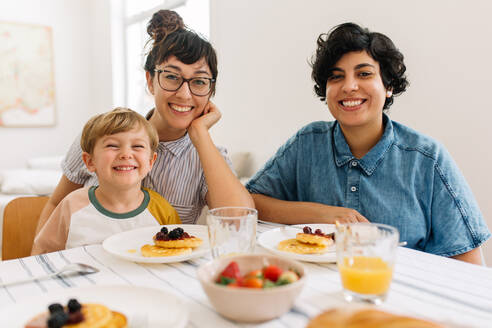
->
[351, 161, 358, 167]
[350, 186, 357, 192]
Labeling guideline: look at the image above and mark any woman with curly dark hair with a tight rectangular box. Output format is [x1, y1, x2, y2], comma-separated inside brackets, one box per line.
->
[247, 23, 489, 264]
[36, 10, 253, 230]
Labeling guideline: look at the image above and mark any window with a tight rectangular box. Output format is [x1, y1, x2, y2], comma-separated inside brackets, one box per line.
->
[111, 0, 210, 115]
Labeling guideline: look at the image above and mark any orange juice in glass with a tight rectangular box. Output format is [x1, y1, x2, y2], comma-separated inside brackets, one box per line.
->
[336, 223, 399, 304]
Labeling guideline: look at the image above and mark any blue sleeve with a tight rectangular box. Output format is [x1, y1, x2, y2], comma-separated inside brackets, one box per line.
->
[246, 133, 300, 201]
[424, 147, 490, 256]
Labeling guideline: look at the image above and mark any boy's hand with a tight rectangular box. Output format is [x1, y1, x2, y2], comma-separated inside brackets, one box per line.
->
[189, 101, 221, 132]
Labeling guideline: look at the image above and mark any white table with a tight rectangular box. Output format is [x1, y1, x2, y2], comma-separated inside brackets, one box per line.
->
[0, 223, 491, 327]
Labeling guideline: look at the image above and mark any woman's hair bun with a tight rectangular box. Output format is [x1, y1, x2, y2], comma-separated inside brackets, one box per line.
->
[147, 10, 185, 43]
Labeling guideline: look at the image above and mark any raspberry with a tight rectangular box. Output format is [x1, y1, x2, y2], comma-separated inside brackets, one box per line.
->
[67, 299, 81, 313]
[303, 226, 312, 234]
[160, 227, 168, 234]
[67, 311, 84, 324]
[48, 303, 64, 314]
[155, 231, 165, 240]
[315, 229, 322, 235]
[182, 232, 190, 238]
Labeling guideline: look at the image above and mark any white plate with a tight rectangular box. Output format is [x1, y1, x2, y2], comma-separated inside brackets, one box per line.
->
[258, 224, 336, 263]
[102, 224, 210, 263]
[0, 285, 188, 328]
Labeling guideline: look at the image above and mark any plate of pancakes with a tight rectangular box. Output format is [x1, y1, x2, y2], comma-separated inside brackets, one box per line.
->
[0, 285, 188, 328]
[258, 224, 336, 263]
[102, 224, 210, 263]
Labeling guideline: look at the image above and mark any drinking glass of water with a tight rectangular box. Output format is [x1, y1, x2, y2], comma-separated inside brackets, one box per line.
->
[207, 207, 257, 258]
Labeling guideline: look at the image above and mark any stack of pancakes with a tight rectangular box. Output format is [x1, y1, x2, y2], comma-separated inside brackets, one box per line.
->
[278, 230, 334, 254]
[25, 303, 127, 328]
[141, 230, 203, 257]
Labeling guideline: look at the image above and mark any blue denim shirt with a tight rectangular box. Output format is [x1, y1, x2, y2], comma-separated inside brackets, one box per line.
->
[247, 115, 490, 257]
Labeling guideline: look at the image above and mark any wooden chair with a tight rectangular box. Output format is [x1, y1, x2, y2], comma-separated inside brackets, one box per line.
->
[2, 196, 49, 260]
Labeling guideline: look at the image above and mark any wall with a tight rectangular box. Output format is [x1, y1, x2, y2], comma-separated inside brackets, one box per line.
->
[209, 0, 492, 264]
[0, 0, 113, 169]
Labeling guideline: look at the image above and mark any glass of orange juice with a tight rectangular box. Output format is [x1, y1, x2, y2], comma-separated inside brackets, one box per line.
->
[335, 223, 399, 304]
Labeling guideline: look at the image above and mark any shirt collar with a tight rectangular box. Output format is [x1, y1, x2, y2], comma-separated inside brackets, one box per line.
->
[146, 108, 191, 157]
[160, 133, 191, 157]
[333, 114, 394, 175]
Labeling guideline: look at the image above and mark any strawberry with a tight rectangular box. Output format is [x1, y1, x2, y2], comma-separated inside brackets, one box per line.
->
[263, 265, 283, 282]
[218, 261, 241, 282]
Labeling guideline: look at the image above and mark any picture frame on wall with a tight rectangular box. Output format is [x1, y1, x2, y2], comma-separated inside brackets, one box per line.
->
[0, 21, 56, 127]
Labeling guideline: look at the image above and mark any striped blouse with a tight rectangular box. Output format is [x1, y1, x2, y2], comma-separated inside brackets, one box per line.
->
[61, 131, 232, 225]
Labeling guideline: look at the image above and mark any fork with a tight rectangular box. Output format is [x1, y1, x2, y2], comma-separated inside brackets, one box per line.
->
[0, 263, 99, 287]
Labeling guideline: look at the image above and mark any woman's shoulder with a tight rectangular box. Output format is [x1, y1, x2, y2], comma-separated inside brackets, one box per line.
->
[390, 120, 447, 161]
[271, 121, 335, 159]
[297, 120, 336, 136]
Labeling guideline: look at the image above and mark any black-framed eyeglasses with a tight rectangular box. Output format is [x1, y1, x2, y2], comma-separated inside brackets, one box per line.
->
[154, 69, 216, 96]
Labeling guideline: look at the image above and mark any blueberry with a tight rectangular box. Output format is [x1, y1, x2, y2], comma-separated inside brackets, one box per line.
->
[67, 298, 82, 313]
[169, 227, 184, 239]
[303, 226, 312, 234]
[47, 311, 68, 328]
[168, 230, 179, 239]
[160, 227, 168, 234]
[48, 303, 64, 314]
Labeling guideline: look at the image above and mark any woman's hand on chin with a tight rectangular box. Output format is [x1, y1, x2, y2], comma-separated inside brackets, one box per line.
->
[189, 101, 221, 133]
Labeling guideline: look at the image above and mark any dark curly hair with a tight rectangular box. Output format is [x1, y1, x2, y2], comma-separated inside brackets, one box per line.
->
[144, 10, 218, 95]
[311, 23, 408, 110]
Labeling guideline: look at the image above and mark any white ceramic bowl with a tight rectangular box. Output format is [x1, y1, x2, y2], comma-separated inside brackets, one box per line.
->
[197, 254, 306, 323]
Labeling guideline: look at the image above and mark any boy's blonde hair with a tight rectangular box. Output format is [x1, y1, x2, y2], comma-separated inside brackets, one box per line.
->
[81, 107, 159, 154]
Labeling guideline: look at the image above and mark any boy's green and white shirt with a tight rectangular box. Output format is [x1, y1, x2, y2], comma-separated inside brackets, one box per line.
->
[32, 187, 180, 254]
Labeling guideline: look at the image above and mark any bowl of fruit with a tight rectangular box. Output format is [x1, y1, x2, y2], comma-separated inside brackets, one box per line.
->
[197, 253, 306, 323]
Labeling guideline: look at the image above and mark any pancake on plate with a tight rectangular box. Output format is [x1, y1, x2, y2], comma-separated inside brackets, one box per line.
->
[141, 244, 192, 257]
[277, 238, 328, 254]
[25, 300, 127, 328]
[306, 308, 443, 328]
[277, 226, 334, 254]
[141, 226, 203, 257]
[296, 232, 333, 246]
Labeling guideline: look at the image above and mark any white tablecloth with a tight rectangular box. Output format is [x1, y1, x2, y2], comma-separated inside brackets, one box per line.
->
[0, 223, 491, 327]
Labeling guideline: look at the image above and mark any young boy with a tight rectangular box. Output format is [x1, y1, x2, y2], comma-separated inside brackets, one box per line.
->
[32, 108, 180, 255]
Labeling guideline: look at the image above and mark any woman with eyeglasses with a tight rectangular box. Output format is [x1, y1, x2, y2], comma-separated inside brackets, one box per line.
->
[246, 23, 489, 264]
[36, 10, 253, 230]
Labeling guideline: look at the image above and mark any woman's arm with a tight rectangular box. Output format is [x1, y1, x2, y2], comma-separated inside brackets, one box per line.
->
[35, 175, 82, 234]
[252, 193, 368, 225]
[451, 247, 483, 265]
[188, 102, 254, 209]
[32, 194, 72, 255]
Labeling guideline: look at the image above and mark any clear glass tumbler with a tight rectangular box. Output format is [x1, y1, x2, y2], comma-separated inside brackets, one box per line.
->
[207, 207, 257, 258]
[335, 223, 399, 304]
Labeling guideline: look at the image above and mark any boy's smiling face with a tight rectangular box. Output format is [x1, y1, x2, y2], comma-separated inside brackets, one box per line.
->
[82, 125, 157, 190]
